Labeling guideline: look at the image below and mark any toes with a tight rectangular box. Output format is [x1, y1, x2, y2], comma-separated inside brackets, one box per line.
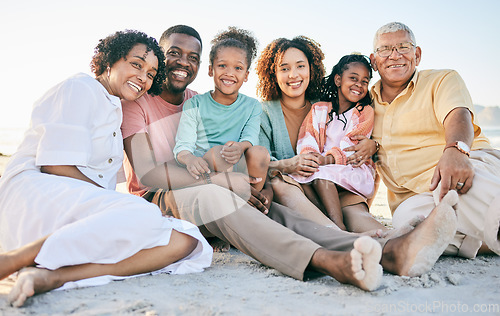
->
[442, 190, 459, 206]
[10, 293, 27, 308]
[352, 236, 383, 291]
[8, 269, 36, 308]
[354, 236, 381, 258]
[353, 270, 366, 281]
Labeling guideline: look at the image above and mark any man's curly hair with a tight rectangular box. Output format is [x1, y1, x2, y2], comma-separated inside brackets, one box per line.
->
[256, 36, 325, 101]
[90, 30, 166, 96]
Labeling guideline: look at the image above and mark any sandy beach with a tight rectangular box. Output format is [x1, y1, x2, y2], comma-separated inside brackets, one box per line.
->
[0, 154, 499, 315]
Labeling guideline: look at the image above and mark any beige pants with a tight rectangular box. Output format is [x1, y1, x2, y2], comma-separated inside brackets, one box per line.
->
[156, 184, 361, 280]
[393, 149, 500, 258]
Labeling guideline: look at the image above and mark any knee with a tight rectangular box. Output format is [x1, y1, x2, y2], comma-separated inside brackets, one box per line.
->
[204, 145, 231, 171]
[245, 146, 270, 170]
[170, 230, 198, 259]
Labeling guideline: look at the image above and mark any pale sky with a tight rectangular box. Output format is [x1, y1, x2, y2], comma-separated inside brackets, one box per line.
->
[1, 0, 499, 128]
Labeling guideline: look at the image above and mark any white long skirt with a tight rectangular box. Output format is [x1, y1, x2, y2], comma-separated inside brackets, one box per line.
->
[0, 170, 212, 289]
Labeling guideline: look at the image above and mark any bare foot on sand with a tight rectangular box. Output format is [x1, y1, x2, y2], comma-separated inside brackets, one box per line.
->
[8, 267, 63, 307]
[311, 236, 382, 291]
[382, 190, 458, 277]
[350, 236, 383, 291]
[208, 237, 231, 252]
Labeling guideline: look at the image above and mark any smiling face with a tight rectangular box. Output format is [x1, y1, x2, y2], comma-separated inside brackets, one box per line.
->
[162, 33, 202, 94]
[276, 47, 310, 102]
[370, 30, 421, 89]
[208, 46, 249, 105]
[335, 62, 370, 109]
[107, 43, 158, 100]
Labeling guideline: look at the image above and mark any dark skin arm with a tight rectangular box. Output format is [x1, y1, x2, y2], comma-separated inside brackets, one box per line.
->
[270, 153, 322, 177]
[124, 132, 264, 206]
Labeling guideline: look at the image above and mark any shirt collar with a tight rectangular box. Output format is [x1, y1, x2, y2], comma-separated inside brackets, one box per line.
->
[371, 70, 419, 104]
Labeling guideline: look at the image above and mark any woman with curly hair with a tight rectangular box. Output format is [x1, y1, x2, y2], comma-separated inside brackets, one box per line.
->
[0, 30, 211, 307]
[257, 36, 337, 226]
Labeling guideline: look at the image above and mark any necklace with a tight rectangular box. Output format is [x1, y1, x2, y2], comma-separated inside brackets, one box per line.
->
[280, 99, 309, 111]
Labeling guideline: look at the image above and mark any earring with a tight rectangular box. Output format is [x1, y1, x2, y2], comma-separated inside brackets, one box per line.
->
[107, 66, 110, 78]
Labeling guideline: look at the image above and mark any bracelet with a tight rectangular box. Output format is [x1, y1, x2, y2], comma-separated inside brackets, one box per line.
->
[201, 172, 212, 184]
[374, 140, 380, 153]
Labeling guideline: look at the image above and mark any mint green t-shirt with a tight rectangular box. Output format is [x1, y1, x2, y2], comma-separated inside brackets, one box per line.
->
[174, 91, 262, 159]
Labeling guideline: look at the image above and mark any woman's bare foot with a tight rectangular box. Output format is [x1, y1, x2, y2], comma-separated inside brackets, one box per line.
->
[8, 267, 63, 307]
[310, 236, 382, 291]
[382, 190, 458, 277]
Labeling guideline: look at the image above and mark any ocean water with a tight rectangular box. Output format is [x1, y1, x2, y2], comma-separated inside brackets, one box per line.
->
[1, 127, 500, 156]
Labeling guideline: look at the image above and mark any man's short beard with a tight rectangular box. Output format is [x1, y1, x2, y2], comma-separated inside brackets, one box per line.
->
[164, 81, 187, 94]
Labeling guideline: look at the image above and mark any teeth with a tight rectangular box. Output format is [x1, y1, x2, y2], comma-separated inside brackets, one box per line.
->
[352, 90, 360, 95]
[222, 80, 234, 85]
[389, 65, 404, 68]
[172, 70, 188, 78]
[127, 81, 142, 92]
[289, 82, 301, 87]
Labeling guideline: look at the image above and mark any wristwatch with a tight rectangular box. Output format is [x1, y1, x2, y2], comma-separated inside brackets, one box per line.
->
[444, 141, 470, 157]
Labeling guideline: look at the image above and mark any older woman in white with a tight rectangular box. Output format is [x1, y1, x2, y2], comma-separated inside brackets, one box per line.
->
[0, 30, 211, 307]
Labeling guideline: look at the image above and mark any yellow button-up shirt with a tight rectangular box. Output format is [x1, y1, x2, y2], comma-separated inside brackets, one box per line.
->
[371, 69, 491, 212]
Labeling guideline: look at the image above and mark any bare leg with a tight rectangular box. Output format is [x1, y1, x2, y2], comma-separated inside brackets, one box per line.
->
[343, 203, 386, 233]
[271, 178, 338, 228]
[243, 146, 270, 192]
[381, 191, 459, 277]
[204, 145, 233, 172]
[0, 236, 48, 280]
[301, 183, 326, 213]
[366, 172, 380, 208]
[313, 179, 345, 230]
[8, 230, 198, 307]
[309, 236, 382, 291]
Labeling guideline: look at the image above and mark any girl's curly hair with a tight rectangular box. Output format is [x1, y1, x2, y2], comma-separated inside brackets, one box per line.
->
[90, 30, 166, 96]
[256, 36, 325, 101]
[209, 26, 258, 68]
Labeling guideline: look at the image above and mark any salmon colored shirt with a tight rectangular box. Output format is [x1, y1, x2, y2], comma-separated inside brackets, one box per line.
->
[121, 89, 197, 196]
[371, 69, 491, 212]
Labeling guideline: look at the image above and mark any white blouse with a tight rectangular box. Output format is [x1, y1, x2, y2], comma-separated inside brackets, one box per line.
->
[1, 73, 123, 189]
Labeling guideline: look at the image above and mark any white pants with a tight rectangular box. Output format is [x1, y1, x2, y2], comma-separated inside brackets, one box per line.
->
[393, 149, 500, 258]
[0, 170, 212, 288]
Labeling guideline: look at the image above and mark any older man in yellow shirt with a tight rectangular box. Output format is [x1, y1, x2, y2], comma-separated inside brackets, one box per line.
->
[363, 22, 500, 259]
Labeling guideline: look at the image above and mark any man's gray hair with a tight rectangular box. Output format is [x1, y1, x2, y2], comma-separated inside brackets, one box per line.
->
[373, 22, 416, 51]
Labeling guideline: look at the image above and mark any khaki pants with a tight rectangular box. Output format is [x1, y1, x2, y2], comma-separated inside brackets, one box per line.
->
[155, 184, 361, 280]
[393, 149, 500, 258]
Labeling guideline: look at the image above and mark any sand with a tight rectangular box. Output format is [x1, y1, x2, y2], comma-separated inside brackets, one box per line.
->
[0, 154, 499, 315]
